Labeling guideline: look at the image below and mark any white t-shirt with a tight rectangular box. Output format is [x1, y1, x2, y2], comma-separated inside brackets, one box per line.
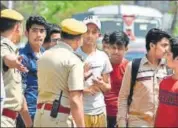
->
[76, 47, 113, 115]
[1, 72, 5, 114]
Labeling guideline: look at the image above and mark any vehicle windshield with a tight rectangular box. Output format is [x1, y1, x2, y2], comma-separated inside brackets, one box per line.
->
[125, 51, 146, 61]
[134, 21, 158, 38]
[100, 19, 123, 35]
[100, 18, 159, 38]
[125, 39, 146, 61]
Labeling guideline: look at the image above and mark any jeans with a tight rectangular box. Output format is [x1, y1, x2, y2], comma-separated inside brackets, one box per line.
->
[107, 116, 117, 128]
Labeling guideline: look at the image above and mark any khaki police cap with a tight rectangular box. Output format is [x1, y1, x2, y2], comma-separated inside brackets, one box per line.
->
[1, 9, 24, 21]
[61, 18, 87, 35]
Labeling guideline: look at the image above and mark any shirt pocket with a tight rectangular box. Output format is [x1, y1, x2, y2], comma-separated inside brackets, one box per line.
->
[136, 70, 153, 91]
[134, 76, 153, 96]
[137, 76, 152, 82]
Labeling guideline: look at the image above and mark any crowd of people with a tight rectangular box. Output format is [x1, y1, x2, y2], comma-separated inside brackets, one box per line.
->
[0, 8, 178, 128]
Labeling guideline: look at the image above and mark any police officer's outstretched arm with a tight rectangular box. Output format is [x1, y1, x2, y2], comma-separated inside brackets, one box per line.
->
[3, 54, 28, 72]
[0, 9, 31, 127]
[68, 62, 85, 127]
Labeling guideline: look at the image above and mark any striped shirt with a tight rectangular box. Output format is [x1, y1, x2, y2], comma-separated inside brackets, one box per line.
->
[117, 56, 168, 127]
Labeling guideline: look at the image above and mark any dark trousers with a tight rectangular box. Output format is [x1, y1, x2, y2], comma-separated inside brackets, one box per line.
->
[16, 114, 34, 128]
[107, 116, 117, 128]
[16, 115, 26, 128]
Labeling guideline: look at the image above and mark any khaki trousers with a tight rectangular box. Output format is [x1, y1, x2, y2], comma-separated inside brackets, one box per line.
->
[84, 112, 107, 127]
[1, 115, 16, 127]
[128, 115, 153, 127]
[34, 104, 74, 127]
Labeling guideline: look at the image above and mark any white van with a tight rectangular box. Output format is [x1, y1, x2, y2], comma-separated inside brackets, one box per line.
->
[72, 4, 163, 60]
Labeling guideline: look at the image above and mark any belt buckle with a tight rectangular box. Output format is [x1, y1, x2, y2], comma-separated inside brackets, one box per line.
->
[40, 103, 46, 114]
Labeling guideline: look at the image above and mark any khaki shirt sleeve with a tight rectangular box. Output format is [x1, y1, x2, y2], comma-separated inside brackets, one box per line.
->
[117, 61, 132, 127]
[1, 42, 11, 71]
[68, 61, 84, 91]
[1, 42, 11, 59]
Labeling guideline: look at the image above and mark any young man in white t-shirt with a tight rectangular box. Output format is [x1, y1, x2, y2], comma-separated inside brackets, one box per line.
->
[76, 15, 113, 127]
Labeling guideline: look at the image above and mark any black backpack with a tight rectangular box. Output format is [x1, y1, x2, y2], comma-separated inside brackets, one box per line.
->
[127, 58, 173, 106]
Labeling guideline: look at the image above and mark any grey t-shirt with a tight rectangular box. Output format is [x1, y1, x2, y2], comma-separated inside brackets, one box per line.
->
[76, 47, 113, 115]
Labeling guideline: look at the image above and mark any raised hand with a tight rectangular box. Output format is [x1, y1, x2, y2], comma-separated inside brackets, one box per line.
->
[84, 63, 92, 80]
[4, 54, 28, 72]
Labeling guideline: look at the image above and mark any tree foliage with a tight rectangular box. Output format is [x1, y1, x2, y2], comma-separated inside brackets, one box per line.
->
[15, 1, 120, 24]
[13, 1, 177, 35]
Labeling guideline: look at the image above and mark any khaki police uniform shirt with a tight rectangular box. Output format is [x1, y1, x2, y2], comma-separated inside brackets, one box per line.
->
[0, 37, 23, 111]
[117, 56, 168, 126]
[37, 41, 84, 108]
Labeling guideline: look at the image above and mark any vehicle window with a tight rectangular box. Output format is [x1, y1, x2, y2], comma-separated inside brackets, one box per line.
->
[101, 20, 123, 35]
[134, 22, 158, 38]
[125, 51, 146, 61]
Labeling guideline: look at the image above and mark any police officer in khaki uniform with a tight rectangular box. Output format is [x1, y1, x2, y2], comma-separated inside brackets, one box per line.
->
[0, 9, 32, 127]
[34, 18, 87, 127]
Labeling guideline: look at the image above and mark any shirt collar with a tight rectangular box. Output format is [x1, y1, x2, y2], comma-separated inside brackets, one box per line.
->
[141, 55, 166, 66]
[58, 41, 73, 52]
[112, 58, 128, 67]
[141, 56, 149, 65]
[23, 42, 45, 57]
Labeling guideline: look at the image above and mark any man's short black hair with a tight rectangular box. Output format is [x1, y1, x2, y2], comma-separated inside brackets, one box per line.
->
[109, 31, 129, 47]
[0, 18, 20, 32]
[26, 15, 47, 32]
[49, 23, 61, 35]
[61, 31, 81, 40]
[44, 23, 61, 43]
[146, 28, 171, 51]
[170, 37, 178, 59]
[102, 33, 110, 44]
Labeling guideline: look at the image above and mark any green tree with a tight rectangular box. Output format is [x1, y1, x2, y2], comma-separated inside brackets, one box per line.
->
[15, 1, 120, 24]
[37, 1, 121, 23]
[168, 1, 178, 36]
[174, 22, 178, 36]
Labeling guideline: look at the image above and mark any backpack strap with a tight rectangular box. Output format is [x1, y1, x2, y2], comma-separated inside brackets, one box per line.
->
[127, 58, 142, 106]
